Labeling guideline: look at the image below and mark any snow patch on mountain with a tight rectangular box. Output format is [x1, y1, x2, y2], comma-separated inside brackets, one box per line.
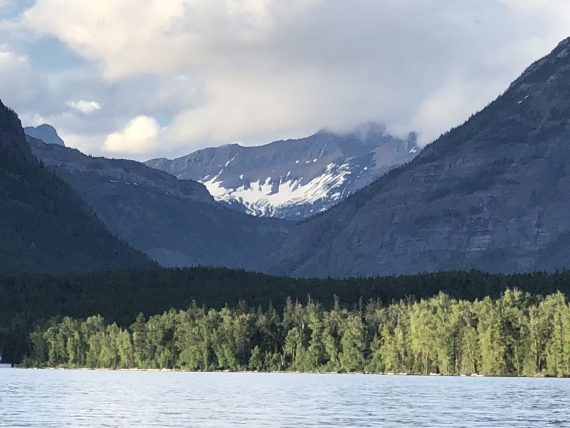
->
[202, 162, 352, 216]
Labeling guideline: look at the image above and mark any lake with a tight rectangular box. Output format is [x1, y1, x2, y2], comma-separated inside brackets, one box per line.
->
[0, 370, 568, 427]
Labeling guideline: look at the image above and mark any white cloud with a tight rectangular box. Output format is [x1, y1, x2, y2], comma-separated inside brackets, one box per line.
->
[67, 99, 101, 114]
[58, 130, 104, 156]
[7, 0, 570, 157]
[103, 115, 160, 156]
[0, 47, 50, 112]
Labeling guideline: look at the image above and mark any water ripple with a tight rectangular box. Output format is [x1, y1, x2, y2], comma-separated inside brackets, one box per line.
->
[0, 371, 569, 427]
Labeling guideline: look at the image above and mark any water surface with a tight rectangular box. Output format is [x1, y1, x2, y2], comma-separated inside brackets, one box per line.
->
[0, 370, 568, 427]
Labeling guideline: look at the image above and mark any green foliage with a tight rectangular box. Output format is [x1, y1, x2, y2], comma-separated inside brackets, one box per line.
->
[23, 290, 570, 377]
[5, 267, 570, 363]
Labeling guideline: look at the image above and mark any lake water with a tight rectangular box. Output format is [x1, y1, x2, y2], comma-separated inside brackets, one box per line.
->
[0, 370, 568, 427]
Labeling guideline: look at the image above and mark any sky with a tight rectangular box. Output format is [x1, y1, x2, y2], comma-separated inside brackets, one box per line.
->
[0, 1, 569, 161]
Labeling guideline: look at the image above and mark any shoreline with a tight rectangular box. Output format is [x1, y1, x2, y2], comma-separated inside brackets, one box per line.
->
[8, 367, 564, 378]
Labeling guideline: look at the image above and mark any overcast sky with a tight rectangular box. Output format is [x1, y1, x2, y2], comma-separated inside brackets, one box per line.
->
[0, 1, 569, 160]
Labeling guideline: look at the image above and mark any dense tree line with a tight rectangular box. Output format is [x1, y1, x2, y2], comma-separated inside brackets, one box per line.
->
[25, 290, 570, 377]
[4, 268, 570, 363]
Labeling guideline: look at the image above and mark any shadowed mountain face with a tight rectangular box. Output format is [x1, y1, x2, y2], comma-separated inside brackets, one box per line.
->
[146, 123, 418, 219]
[268, 38, 570, 278]
[31, 141, 291, 270]
[24, 124, 65, 146]
[0, 100, 152, 273]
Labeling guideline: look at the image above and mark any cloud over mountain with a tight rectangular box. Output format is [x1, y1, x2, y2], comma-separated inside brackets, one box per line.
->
[0, 1, 569, 158]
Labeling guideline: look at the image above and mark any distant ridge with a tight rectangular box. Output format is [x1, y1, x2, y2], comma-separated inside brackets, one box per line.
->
[24, 123, 65, 146]
[31, 139, 291, 270]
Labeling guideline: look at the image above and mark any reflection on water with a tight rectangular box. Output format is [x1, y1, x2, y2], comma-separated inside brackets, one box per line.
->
[0, 370, 569, 427]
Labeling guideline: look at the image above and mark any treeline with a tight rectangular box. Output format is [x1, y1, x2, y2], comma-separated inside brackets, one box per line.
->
[26, 290, 570, 377]
[4, 268, 570, 363]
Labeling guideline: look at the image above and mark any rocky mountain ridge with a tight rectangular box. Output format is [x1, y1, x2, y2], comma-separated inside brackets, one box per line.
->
[268, 37, 570, 277]
[146, 123, 418, 219]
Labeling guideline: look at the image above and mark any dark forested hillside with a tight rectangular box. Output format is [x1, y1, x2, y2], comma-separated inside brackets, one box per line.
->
[0, 99, 152, 274]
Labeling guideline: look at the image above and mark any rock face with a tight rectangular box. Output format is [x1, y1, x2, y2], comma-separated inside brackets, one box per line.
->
[31, 140, 291, 270]
[268, 38, 570, 278]
[24, 124, 65, 146]
[0, 100, 152, 273]
[146, 123, 418, 219]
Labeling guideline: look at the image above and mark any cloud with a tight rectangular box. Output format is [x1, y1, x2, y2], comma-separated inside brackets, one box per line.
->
[67, 99, 101, 114]
[103, 115, 160, 156]
[0, 47, 51, 112]
[5, 0, 570, 158]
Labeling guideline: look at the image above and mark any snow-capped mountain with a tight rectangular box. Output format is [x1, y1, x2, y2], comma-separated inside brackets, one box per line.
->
[146, 123, 419, 219]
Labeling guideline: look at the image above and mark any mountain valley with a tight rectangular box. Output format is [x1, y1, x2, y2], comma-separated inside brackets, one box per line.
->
[30, 139, 290, 270]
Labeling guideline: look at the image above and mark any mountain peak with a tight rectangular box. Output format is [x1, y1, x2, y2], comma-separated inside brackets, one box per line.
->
[511, 37, 570, 89]
[316, 122, 388, 143]
[0, 99, 24, 136]
[24, 124, 65, 146]
[268, 38, 570, 277]
[147, 123, 418, 219]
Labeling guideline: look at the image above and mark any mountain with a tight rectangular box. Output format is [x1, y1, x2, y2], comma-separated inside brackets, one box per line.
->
[24, 124, 65, 146]
[146, 123, 418, 219]
[0, 100, 151, 273]
[268, 38, 570, 278]
[31, 140, 291, 270]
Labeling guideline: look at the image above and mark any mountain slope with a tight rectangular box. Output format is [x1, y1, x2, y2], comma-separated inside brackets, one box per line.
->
[268, 38, 570, 277]
[0, 100, 151, 273]
[31, 140, 291, 270]
[24, 124, 65, 146]
[146, 123, 417, 219]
